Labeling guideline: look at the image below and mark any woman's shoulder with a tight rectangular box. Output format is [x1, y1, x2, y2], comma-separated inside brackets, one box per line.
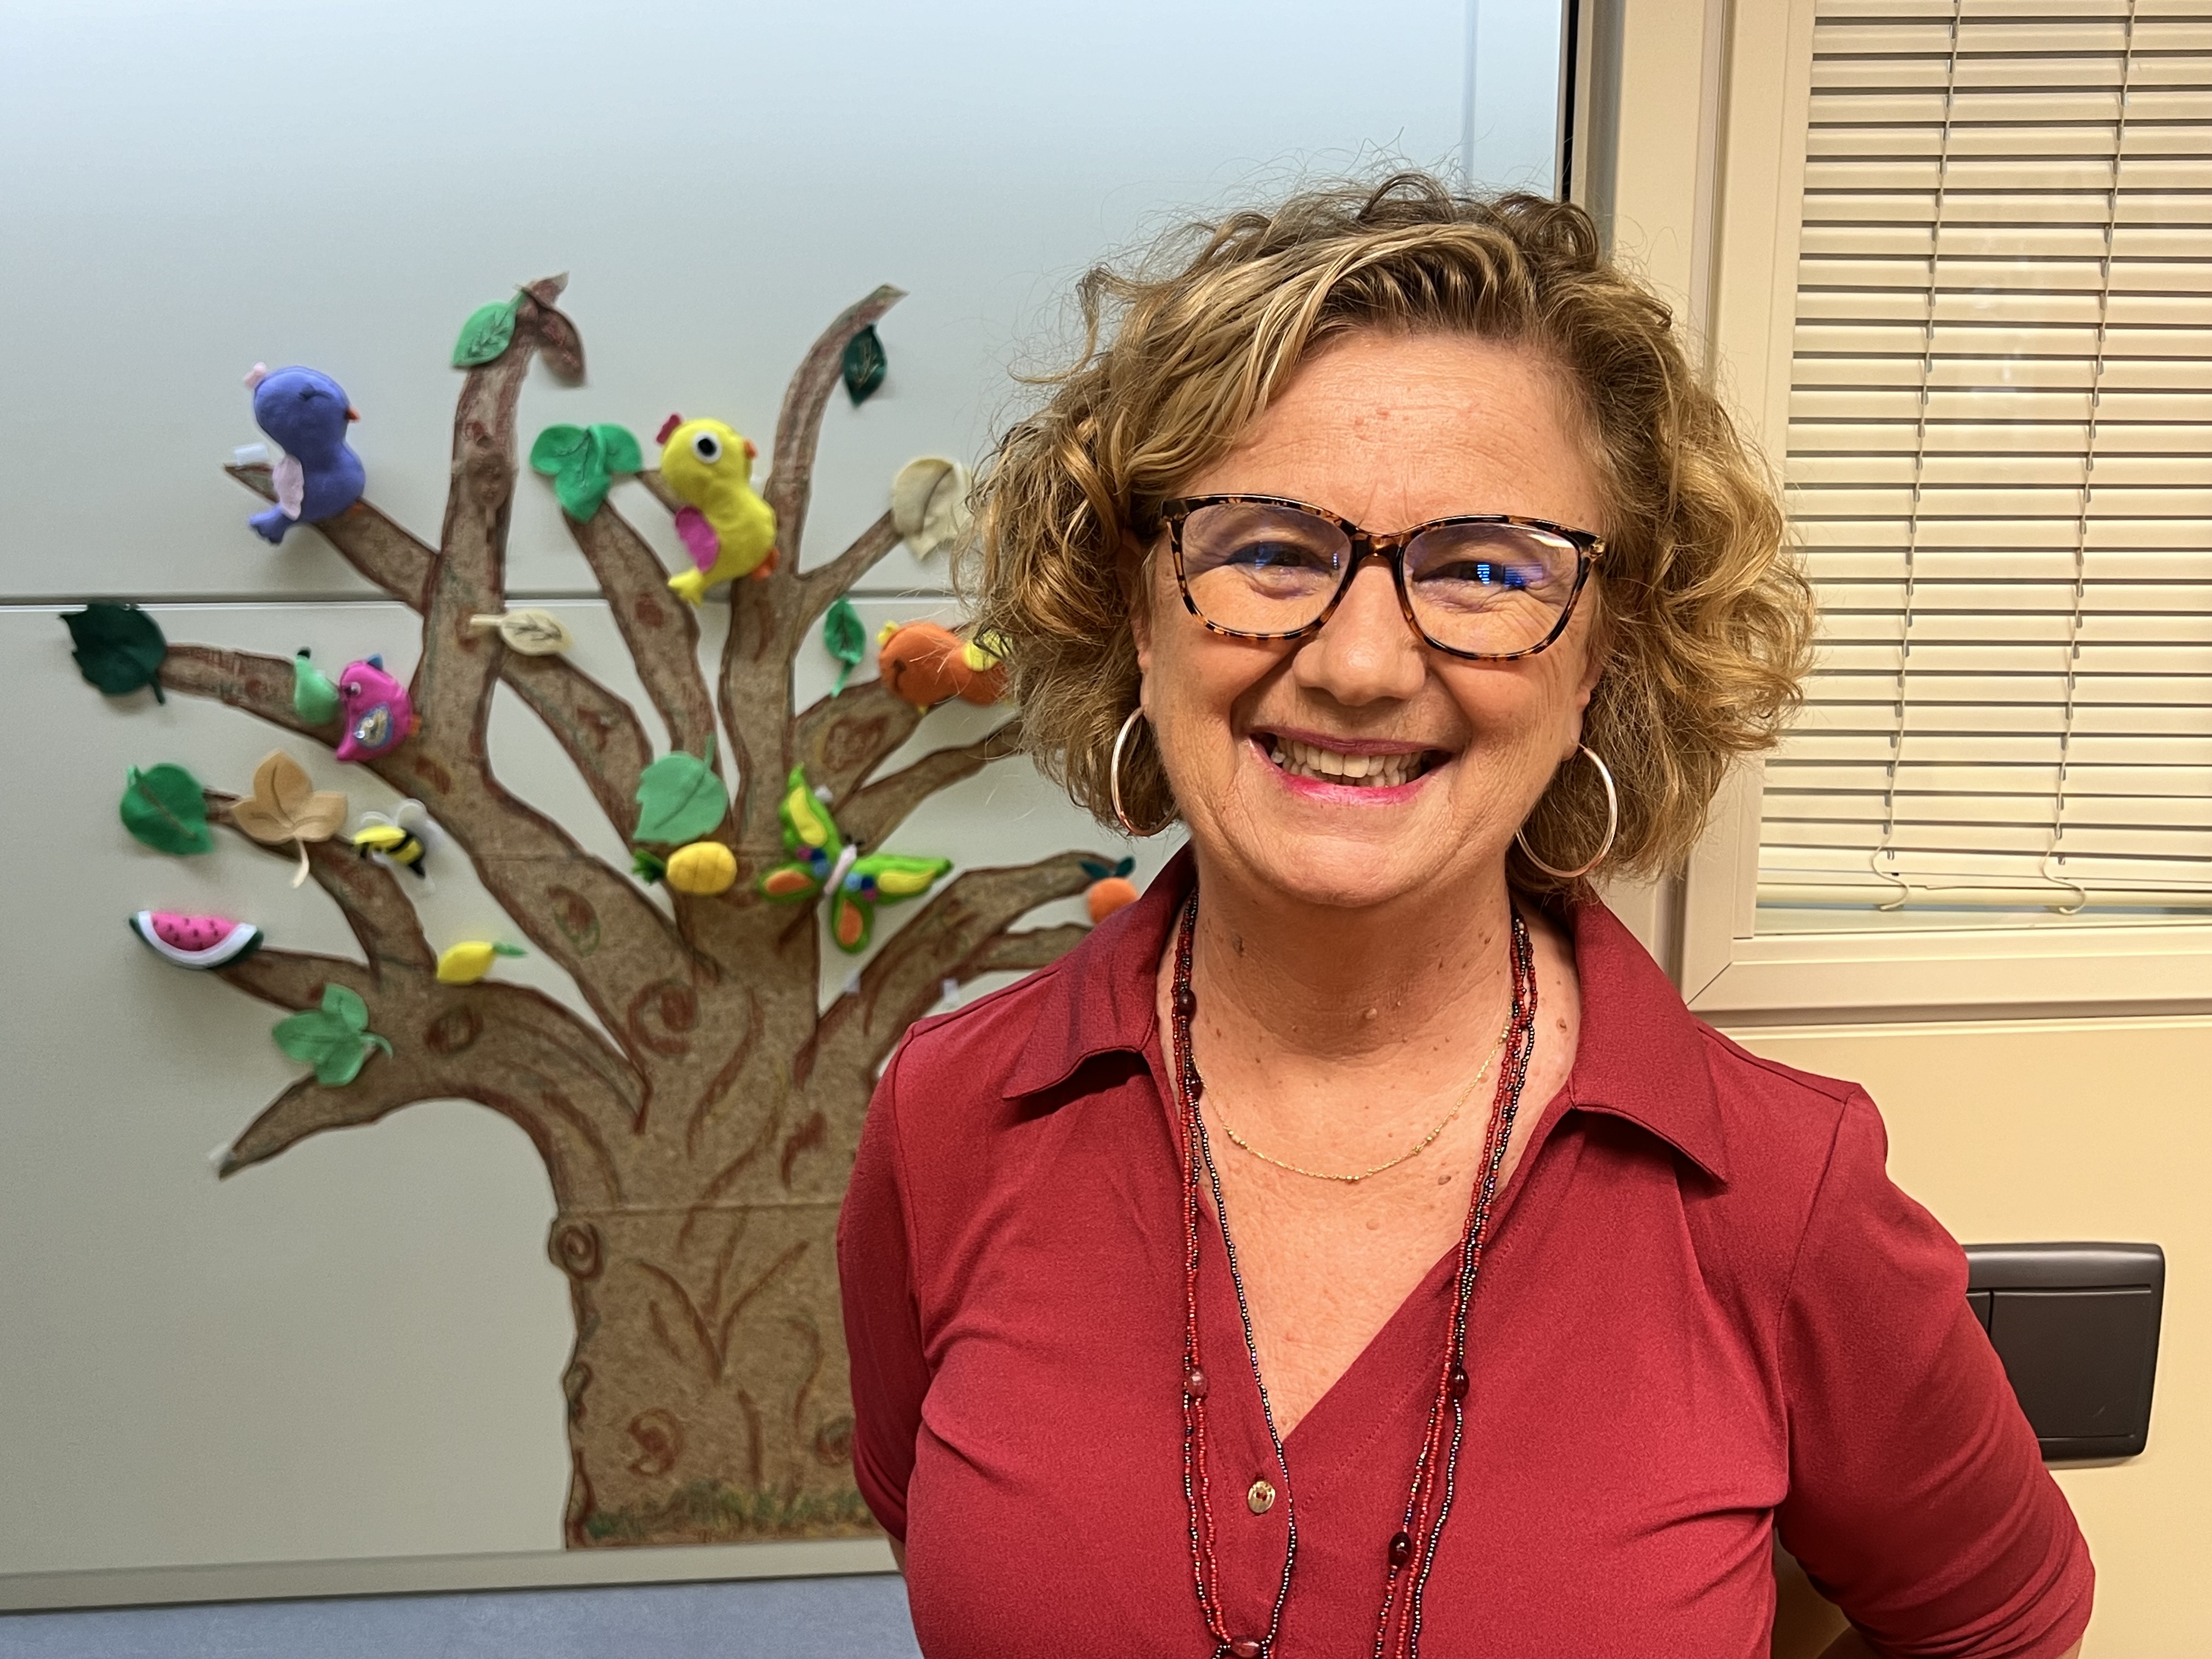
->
[891, 956, 1079, 1109]
[1669, 1020, 1959, 1317]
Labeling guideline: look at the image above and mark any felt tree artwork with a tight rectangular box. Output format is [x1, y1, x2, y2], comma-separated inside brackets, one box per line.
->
[133, 274, 1105, 1549]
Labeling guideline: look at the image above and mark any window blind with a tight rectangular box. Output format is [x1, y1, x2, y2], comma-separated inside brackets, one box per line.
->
[1758, 0, 2212, 914]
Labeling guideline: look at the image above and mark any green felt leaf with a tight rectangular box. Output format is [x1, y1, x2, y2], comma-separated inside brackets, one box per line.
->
[66, 603, 168, 702]
[119, 764, 213, 855]
[592, 422, 643, 476]
[823, 597, 866, 696]
[271, 983, 392, 1087]
[552, 435, 613, 520]
[531, 423, 630, 520]
[292, 651, 340, 724]
[631, 848, 667, 884]
[842, 325, 887, 405]
[452, 297, 520, 367]
[529, 424, 591, 470]
[633, 736, 727, 843]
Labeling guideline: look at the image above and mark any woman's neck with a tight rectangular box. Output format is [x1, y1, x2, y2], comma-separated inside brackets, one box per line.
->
[1183, 848, 1519, 1069]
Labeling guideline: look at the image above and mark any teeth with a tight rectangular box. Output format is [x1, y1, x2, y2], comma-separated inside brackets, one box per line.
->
[1268, 737, 1426, 788]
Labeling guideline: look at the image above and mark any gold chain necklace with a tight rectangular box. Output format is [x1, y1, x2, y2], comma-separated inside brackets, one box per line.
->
[1211, 1015, 1514, 1185]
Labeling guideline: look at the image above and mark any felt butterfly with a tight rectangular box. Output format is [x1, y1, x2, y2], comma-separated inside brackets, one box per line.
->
[756, 766, 951, 953]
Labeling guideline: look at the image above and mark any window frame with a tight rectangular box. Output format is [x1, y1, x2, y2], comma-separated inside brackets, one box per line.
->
[1673, 0, 2212, 1023]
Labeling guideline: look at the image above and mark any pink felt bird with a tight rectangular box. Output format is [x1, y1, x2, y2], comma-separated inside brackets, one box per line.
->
[333, 656, 417, 763]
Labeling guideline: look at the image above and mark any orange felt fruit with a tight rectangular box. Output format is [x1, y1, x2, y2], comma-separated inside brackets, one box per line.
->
[1086, 876, 1140, 923]
[876, 620, 970, 710]
[954, 636, 1008, 705]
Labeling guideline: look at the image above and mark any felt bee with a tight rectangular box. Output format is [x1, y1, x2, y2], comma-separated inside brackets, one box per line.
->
[351, 800, 433, 881]
[756, 765, 951, 953]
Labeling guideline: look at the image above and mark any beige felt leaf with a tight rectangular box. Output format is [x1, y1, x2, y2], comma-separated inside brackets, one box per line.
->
[229, 750, 349, 887]
[890, 456, 970, 558]
[470, 609, 575, 655]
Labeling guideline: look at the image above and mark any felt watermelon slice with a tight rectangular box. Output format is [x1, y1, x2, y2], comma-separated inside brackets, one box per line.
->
[129, 911, 263, 969]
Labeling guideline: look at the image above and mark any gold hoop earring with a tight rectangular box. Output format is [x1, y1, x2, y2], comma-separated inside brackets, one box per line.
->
[1515, 744, 1618, 881]
[1109, 707, 1154, 837]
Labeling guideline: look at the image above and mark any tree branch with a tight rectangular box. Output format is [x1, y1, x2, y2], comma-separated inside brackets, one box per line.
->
[496, 651, 654, 836]
[964, 923, 1091, 978]
[218, 947, 376, 1011]
[562, 504, 716, 758]
[160, 642, 687, 1042]
[227, 464, 433, 608]
[208, 793, 435, 973]
[225, 464, 657, 839]
[803, 851, 1101, 1098]
[794, 511, 901, 637]
[719, 287, 905, 857]
[763, 285, 905, 574]
[836, 716, 1022, 851]
[216, 977, 639, 1209]
[788, 680, 925, 811]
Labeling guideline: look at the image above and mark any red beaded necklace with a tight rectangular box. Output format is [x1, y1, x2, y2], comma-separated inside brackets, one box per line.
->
[1169, 890, 1538, 1659]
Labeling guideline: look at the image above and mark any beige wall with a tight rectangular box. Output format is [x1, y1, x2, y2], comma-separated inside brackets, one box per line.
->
[1728, 1020, 2209, 1658]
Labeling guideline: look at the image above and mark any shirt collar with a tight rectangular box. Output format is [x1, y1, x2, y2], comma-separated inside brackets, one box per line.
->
[1004, 845, 1727, 1184]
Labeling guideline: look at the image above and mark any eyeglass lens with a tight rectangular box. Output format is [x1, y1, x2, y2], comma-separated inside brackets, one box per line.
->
[1176, 500, 1581, 656]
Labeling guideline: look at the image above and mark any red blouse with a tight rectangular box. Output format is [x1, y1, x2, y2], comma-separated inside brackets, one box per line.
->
[838, 854, 2092, 1657]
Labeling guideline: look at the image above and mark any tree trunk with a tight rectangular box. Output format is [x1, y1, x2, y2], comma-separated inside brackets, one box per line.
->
[553, 1193, 870, 1546]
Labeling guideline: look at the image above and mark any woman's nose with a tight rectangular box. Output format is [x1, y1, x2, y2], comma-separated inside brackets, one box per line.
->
[1290, 558, 1425, 705]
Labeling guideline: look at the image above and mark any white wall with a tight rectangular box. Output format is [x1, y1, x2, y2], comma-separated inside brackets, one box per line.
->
[0, 0, 1568, 1596]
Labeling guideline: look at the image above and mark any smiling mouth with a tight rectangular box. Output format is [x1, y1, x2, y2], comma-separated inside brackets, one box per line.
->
[1260, 734, 1444, 789]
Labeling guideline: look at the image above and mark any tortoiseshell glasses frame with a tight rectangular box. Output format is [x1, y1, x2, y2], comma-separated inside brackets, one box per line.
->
[1159, 493, 1605, 663]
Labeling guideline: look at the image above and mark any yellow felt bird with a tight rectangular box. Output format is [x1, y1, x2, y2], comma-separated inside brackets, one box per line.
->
[656, 414, 780, 604]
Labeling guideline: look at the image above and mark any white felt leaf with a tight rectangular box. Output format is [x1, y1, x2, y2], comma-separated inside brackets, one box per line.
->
[890, 456, 969, 558]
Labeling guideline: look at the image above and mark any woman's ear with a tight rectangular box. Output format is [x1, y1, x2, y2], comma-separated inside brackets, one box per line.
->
[1124, 534, 1158, 674]
[1570, 589, 1611, 714]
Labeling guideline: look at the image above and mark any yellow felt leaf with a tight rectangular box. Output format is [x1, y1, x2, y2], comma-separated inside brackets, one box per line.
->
[230, 751, 349, 847]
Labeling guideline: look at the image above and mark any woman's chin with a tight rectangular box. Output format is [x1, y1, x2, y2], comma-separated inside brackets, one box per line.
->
[1209, 810, 1475, 913]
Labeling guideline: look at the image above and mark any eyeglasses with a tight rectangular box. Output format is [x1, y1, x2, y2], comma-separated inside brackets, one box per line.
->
[1160, 494, 1604, 662]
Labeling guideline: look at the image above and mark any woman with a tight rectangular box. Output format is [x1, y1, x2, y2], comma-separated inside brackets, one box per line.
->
[837, 176, 2091, 1658]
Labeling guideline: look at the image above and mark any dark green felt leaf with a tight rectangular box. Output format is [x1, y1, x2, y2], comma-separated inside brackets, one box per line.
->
[631, 848, 668, 885]
[842, 325, 887, 405]
[634, 736, 727, 843]
[292, 651, 340, 725]
[452, 297, 520, 367]
[592, 423, 643, 476]
[823, 598, 866, 696]
[119, 764, 213, 855]
[271, 983, 392, 1087]
[65, 603, 167, 702]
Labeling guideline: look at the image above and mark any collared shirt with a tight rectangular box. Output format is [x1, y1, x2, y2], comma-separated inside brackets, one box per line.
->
[838, 851, 2092, 1657]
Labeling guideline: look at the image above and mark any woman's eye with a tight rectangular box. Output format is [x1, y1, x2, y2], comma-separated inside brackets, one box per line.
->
[692, 433, 721, 462]
[1229, 540, 1328, 571]
[1426, 560, 1534, 590]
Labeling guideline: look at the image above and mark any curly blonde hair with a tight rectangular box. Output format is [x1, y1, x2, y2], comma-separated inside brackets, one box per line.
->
[969, 172, 1813, 894]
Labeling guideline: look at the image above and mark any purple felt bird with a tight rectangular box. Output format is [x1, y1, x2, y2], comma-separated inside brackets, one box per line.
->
[245, 364, 366, 544]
